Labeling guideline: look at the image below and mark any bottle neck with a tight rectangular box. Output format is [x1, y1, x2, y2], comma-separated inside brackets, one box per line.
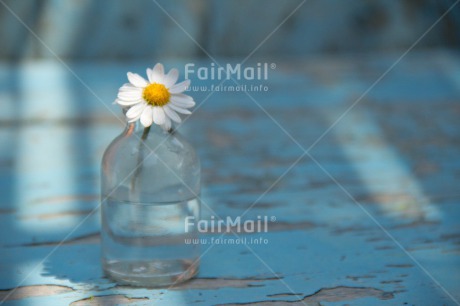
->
[123, 121, 171, 139]
[125, 121, 142, 134]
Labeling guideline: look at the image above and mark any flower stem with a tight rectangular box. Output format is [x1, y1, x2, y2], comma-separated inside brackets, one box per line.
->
[141, 125, 151, 141]
[130, 126, 151, 193]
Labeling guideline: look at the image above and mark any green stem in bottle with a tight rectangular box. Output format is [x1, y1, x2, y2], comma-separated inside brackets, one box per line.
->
[130, 125, 151, 193]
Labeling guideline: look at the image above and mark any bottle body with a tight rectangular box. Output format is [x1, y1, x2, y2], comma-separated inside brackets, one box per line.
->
[100, 123, 200, 287]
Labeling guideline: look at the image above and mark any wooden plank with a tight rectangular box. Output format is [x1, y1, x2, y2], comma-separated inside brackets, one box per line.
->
[1, 51, 459, 305]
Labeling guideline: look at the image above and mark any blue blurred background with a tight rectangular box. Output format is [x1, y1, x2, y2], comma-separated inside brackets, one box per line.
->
[1, 0, 459, 59]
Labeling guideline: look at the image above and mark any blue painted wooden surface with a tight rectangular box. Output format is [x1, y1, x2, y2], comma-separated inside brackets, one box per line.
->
[1, 51, 460, 305]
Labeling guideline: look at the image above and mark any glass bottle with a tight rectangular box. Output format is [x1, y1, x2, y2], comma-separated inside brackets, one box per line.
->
[100, 120, 200, 287]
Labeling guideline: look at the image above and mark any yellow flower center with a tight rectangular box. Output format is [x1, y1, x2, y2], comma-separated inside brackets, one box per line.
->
[143, 83, 170, 106]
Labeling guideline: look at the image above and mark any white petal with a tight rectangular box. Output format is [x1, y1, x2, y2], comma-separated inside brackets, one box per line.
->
[161, 116, 172, 131]
[153, 106, 165, 125]
[163, 105, 182, 123]
[127, 72, 148, 88]
[118, 91, 142, 101]
[167, 102, 192, 114]
[169, 80, 190, 93]
[116, 98, 143, 106]
[170, 93, 193, 102]
[140, 106, 153, 127]
[171, 99, 195, 108]
[153, 63, 164, 74]
[164, 68, 179, 88]
[146, 68, 153, 83]
[119, 83, 141, 93]
[149, 63, 164, 83]
[170, 94, 195, 108]
[126, 103, 146, 120]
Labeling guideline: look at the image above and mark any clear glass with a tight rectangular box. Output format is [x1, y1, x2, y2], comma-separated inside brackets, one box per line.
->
[100, 121, 200, 287]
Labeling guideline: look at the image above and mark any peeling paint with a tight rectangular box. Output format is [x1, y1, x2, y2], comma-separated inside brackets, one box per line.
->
[219, 286, 394, 305]
[70, 295, 149, 306]
[0, 285, 74, 301]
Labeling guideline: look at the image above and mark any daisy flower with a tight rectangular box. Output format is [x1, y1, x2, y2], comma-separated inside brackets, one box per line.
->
[115, 63, 195, 131]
